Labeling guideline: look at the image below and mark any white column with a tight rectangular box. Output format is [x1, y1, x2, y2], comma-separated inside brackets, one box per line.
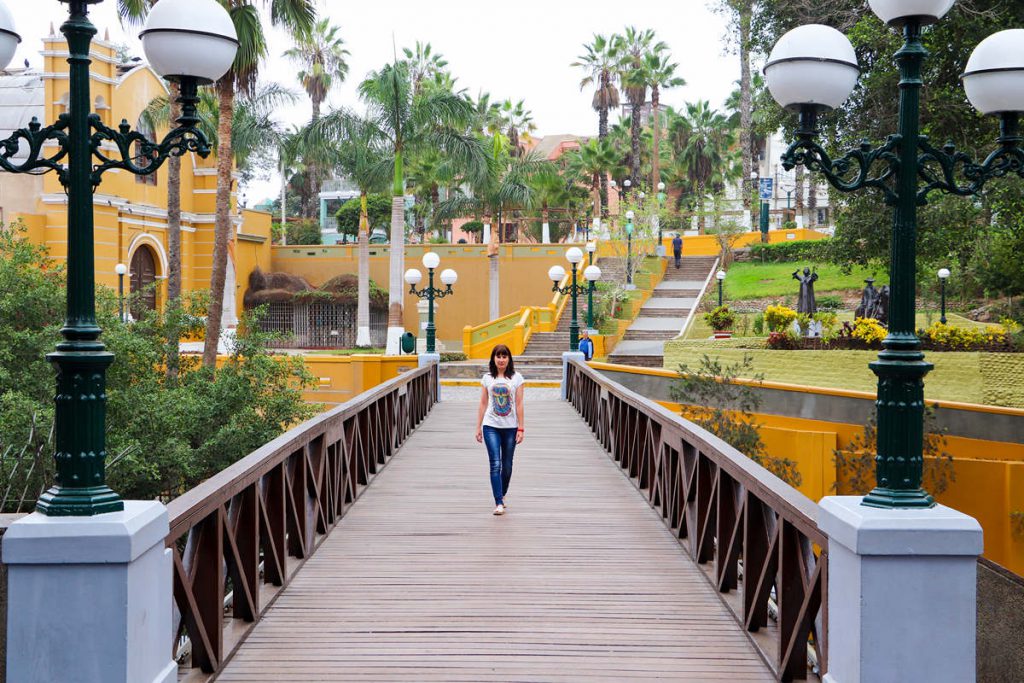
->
[541, 222, 551, 244]
[5, 501, 176, 683]
[819, 496, 983, 683]
[482, 222, 491, 244]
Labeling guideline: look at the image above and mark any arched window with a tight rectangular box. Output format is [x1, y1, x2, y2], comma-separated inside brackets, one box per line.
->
[134, 116, 157, 186]
[129, 246, 158, 318]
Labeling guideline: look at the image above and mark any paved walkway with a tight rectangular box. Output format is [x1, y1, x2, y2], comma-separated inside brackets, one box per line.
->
[215, 400, 773, 681]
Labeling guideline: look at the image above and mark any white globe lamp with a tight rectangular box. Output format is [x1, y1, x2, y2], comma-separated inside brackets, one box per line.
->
[765, 25, 860, 111]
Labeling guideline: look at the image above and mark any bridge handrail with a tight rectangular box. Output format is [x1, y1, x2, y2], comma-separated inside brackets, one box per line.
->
[566, 359, 827, 680]
[166, 365, 436, 678]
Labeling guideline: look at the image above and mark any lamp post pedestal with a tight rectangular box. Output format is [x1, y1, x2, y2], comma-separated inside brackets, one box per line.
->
[819, 497, 982, 683]
[417, 351, 441, 402]
[4, 501, 176, 683]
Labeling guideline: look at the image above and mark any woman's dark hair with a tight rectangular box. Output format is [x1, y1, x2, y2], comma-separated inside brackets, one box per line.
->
[488, 344, 516, 378]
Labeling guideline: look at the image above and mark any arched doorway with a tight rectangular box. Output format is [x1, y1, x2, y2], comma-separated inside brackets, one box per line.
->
[129, 245, 158, 319]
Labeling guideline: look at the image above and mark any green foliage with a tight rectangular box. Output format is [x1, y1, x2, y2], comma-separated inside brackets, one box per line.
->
[752, 313, 765, 336]
[334, 193, 392, 236]
[0, 228, 319, 508]
[763, 304, 797, 333]
[670, 354, 802, 487]
[917, 321, 1019, 352]
[834, 404, 955, 496]
[749, 239, 831, 263]
[723, 262, 885, 301]
[273, 219, 322, 245]
[460, 220, 484, 236]
[439, 352, 468, 362]
[816, 295, 843, 311]
[704, 305, 736, 331]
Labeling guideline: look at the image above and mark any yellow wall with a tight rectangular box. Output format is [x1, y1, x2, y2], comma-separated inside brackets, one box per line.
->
[270, 243, 580, 345]
[592, 363, 1024, 575]
[10, 32, 265, 320]
[297, 355, 420, 407]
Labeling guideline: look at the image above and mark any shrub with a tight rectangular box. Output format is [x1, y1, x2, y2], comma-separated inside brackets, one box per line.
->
[917, 321, 1019, 351]
[670, 355, 802, 487]
[334, 193, 391, 237]
[816, 295, 843, 311]
[460, 220, 484, 237]
[849, 317, 888, 345]
[764, 304, 798, 332]
[439, 352, 468, 362]
[704, 305, 736, 331]
[752, 313, 765, 336]
[766, 330, 801, 350]
[749, 239, 831, 263]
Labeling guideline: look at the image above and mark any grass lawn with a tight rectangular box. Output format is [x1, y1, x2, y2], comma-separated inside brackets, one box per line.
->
[723, 262, 886, 301]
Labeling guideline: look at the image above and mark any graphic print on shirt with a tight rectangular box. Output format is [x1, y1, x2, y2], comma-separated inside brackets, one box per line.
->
[491, 383, 513, 417]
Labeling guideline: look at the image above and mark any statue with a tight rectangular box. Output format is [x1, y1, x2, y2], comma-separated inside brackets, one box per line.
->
[855, 278, 878, 319]
[792, 266, 818, 314]
[868, 285, 890, 325]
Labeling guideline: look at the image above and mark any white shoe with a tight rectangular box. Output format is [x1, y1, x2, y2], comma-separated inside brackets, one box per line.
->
[493, 504, 505, 516]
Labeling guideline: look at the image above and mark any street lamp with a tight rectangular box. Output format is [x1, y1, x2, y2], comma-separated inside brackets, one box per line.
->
[765, 6, 1024, 508]
[716, 269, 726, 307]
[115, 263, 127, 322]
[0, 0, 237, 516]
[585, 240, 599, 329]
[405, 252, 457, 354]
[547, 247, 598, 351]
[938, 267, 951, 324]
[624, 209, 635, 288]
[655, 181, 667, 247]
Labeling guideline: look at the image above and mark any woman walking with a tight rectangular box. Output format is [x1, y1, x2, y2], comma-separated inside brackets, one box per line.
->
[475, 344, 525, 516]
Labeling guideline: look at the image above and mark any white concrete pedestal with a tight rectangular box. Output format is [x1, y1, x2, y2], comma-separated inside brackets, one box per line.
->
[819, 496, 982, 683]
[418, 352, 441, 402]
[4, 501, 175, 683]
[561, 351, 585, 400]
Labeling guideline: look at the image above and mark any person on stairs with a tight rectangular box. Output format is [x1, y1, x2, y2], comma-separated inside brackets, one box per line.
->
[578, 330, 594, 361]
[672, 234, 683, 269]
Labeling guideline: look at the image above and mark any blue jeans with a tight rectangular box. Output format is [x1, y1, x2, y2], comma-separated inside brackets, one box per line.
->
[482, 425, 517, 505]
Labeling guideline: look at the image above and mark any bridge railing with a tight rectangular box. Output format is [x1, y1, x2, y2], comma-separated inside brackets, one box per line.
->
[165, 365, 436, 679]
[566, 359, 827, 681]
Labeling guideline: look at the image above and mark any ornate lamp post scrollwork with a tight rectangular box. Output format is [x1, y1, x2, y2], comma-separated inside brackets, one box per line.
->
[765, 3, 1024, 509]
[405, 252, 458, 354]
[548, 247, 600, 352]
[0, 0, 237, 516]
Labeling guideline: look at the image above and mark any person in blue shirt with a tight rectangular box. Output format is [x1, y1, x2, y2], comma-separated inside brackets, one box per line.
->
[578, 329, 595, 361]
[672, 235, 683, 269]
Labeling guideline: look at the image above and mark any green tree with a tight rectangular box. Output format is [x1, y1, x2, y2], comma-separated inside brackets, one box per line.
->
[350, 60, 487, 352]
[643, 47, 685, 193]
[616, 26, 661, 190]
[335, 194, 392, 236]
[572, 33, 622, 216]
[667, 101, 740, 232]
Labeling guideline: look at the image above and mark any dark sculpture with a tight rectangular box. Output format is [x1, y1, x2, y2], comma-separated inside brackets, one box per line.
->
[856, 278, 890, 325]
[793, 266, 818, 314]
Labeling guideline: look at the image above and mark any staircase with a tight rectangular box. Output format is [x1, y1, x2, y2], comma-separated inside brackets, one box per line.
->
[608, 255, 717, 368]
[520, 257, 622, 359]
[440, 355, 565, 386]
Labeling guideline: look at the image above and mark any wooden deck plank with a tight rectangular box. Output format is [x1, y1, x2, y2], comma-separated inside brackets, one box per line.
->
[214, 400, 774, 681]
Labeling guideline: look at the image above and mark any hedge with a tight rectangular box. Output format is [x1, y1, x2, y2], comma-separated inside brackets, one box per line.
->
[748, 239, 832, 263]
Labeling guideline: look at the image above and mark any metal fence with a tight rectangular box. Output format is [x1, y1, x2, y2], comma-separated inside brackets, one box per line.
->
[254, 301, 387, 349]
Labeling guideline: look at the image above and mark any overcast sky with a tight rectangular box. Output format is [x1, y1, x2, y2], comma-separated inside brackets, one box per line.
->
[15, 1, 742, 203]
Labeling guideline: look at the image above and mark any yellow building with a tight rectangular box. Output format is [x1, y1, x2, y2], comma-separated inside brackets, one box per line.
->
[0, 28, 271, 321]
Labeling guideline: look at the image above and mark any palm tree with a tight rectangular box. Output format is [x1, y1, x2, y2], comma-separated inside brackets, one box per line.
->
[563, 137, 618, 220]
[668, 101, 738, 232]
[329, 113, 388, 347]
[498, 99, 536, 157]
[284, 19, 349, 122]
[615, 27, 660, 191]
[470, 91, 503, 136]
[200, 0, 315, 368]
[353, 61, 487, 354]
[644, 48, 685, 193]
[571, 34, 620, 217]
[403, 41, 449, 95]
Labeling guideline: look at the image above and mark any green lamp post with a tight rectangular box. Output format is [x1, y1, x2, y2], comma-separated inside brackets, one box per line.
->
[548, 247, 600, 352]
[405, 252, 458, 354]
[716, 269, 726, 307]
[938, 267, 951, 324]
[0, 0, 237, 516]
[656, 181, 666, 250]
[624, 209, 635, 287]
[115, 262, 127, 323]
[585, 241, 599, 329]
[765, 4, 1024, 509]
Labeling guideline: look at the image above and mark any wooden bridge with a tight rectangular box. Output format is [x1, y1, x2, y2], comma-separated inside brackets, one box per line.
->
[169, 362, 826, 682]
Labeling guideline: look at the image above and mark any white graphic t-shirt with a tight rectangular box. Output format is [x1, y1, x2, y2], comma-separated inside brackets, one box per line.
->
[481, 372, 525, 429]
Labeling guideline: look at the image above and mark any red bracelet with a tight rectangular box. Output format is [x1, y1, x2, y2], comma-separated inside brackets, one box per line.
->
[517, 428, 524, 432]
